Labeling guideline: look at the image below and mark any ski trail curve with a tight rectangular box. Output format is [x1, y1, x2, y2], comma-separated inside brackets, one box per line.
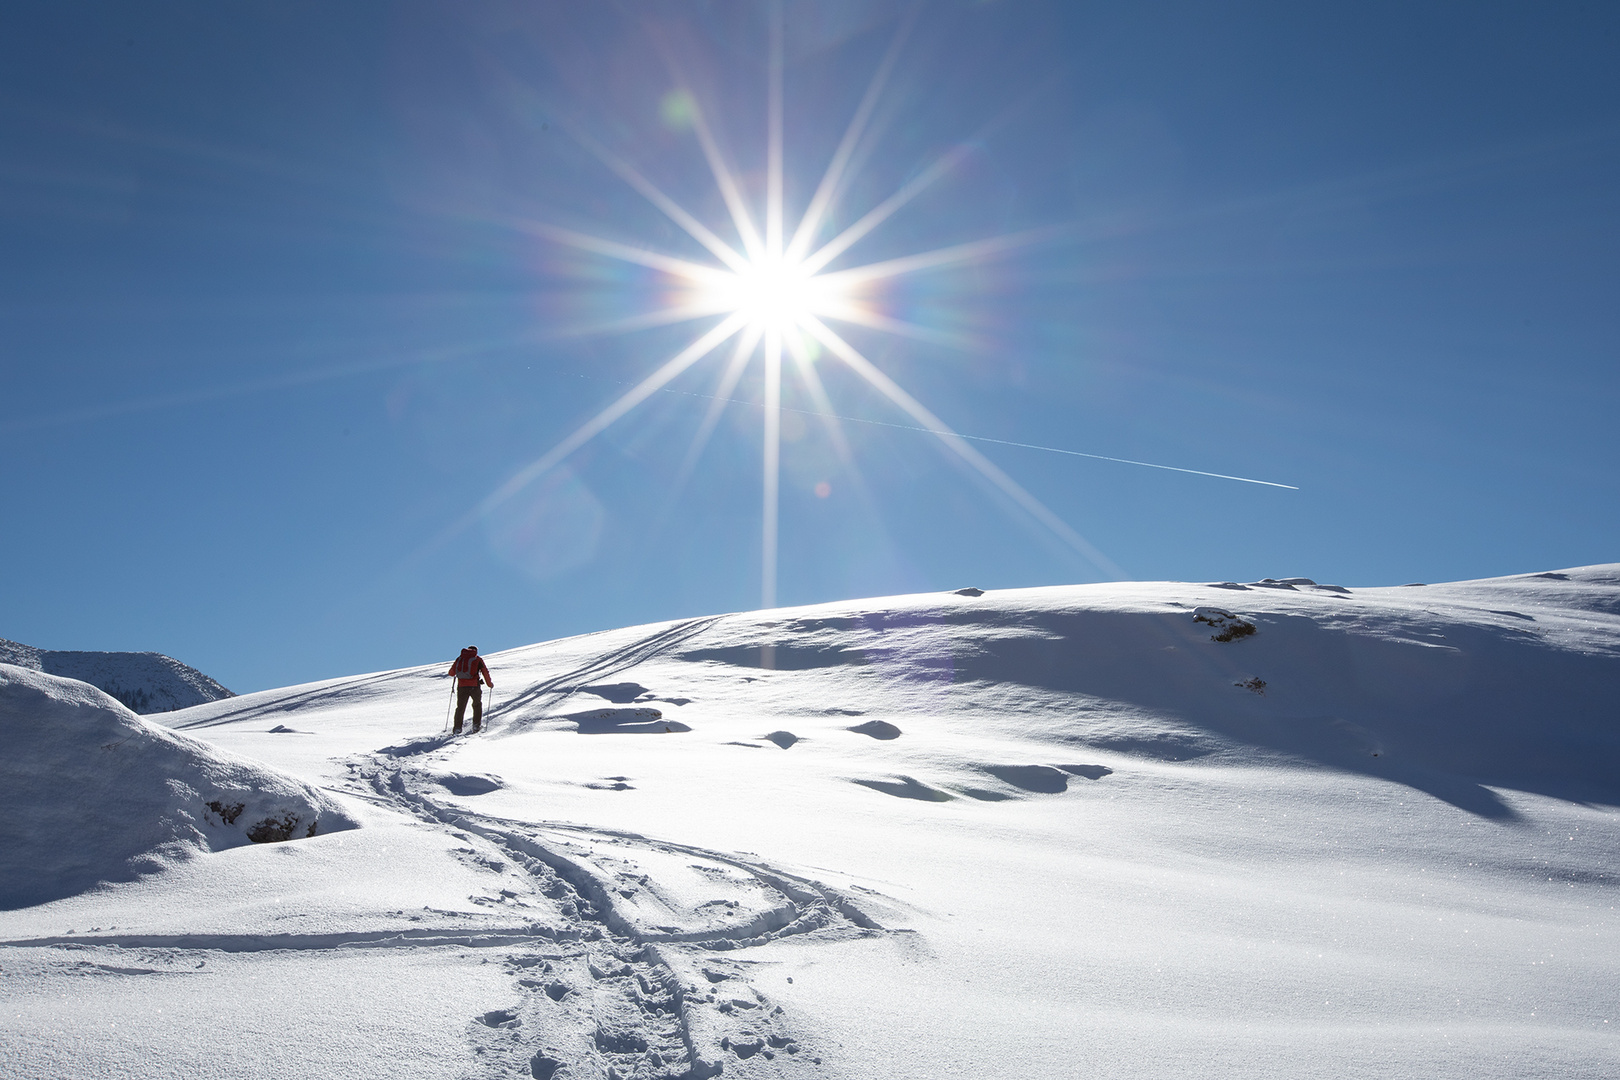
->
[351, 755, 881, 1078]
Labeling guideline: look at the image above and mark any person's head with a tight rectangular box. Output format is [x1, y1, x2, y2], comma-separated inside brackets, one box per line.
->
[467, 645, 478, 655]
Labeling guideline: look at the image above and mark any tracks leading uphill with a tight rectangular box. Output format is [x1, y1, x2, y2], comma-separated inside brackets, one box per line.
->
[491, 616, 726, 734]
[169, 614, 723, 741]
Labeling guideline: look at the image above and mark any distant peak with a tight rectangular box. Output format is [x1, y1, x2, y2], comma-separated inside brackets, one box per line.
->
[0, 638, 231, 714]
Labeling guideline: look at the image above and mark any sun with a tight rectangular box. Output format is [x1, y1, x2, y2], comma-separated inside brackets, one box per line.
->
[715, 255, 835, 336]
[484, 7, 1121, 608]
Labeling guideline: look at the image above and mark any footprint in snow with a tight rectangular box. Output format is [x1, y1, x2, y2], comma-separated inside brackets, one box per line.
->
[477, 1009, 519, 1028]
[847, 720, 901, 740]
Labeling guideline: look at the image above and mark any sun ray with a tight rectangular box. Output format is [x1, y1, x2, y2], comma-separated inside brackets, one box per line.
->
[766, 1, 785, 260]
[516, 220, 732, 284]
[563, 128, 751, 273]
[815, 226, 1062, 289]
[762, 327, 783, 609]
[479, 313, 749, 520]
[639, 325, 760, 579]
[648, 34, 769, 261]
[675, 324, 764, 485]
[544, 301, 736, 342]
[799, 142, 979, 275]
[799, 79, 1062, 276]
[685, 100, 767, 262]
[813, 300, 980, 350]
[799, 315, 1123, 576]
[784, 6, 918, 264]
[782, 331, 858, 468]
[779, 332, 890, 556]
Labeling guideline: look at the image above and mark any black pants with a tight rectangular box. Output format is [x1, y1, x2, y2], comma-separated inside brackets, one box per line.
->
[454, 684, 483, 731]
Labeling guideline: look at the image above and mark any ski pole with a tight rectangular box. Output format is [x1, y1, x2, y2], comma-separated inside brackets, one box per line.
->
[443, 677, 455, 733]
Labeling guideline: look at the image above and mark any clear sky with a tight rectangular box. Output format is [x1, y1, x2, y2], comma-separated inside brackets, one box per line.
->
[2, 1, 1616, 694]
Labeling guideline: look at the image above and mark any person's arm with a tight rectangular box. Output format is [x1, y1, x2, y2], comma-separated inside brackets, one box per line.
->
[481, 659, 493, 687]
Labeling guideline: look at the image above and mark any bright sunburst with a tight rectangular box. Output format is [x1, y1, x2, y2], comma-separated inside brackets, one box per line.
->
[488, 8, 1115, 607]
[708, 256, 831, 335]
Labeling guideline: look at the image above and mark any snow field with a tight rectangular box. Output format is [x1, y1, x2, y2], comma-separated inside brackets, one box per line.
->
[3, 566, 1618, 1077]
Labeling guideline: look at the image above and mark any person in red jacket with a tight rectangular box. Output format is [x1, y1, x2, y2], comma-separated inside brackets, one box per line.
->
[447, 645, 493, 734]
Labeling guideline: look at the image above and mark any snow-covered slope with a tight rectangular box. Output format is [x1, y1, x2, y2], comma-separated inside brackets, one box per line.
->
[0, 665, 357, 910]
[2, 567, 1618, 1079]
[0, 637, 233, 713]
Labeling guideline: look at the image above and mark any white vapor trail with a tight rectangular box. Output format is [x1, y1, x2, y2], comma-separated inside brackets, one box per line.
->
[649, 381, 1299, 490]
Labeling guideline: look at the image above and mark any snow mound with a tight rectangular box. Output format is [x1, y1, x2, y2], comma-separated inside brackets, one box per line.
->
[0, 636, 233, 713]
[0, 664, 358, 909]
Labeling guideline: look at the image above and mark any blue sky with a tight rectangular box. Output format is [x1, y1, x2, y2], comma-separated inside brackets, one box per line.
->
[2, 1, 1616, 693]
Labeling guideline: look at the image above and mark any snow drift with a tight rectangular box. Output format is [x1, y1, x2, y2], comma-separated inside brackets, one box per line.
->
[0, 664, 357, 909]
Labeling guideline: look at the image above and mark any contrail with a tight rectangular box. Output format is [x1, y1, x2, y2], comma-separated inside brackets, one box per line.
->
[650, 382, 1299, 490]
[860, 421, 1300, 490]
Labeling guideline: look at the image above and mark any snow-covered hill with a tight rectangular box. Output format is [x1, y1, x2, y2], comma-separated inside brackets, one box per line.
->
[1, 566, 1618, 1079]
[0, 637, 233, 713]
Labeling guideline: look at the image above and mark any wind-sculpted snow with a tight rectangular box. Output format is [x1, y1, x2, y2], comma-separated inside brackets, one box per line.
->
[0, 665, 357, 909]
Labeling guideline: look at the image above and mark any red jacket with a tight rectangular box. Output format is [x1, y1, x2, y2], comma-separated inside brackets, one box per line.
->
[448, 649, 492, 688]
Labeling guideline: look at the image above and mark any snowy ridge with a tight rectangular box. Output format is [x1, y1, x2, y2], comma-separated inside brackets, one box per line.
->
[2, 566, 1619, 1078]
[0, 636, 233, 713]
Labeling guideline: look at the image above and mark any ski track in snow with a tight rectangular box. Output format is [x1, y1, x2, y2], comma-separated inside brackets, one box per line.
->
[493, 616, 729, 733]
[350, 744, 874, 1078]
